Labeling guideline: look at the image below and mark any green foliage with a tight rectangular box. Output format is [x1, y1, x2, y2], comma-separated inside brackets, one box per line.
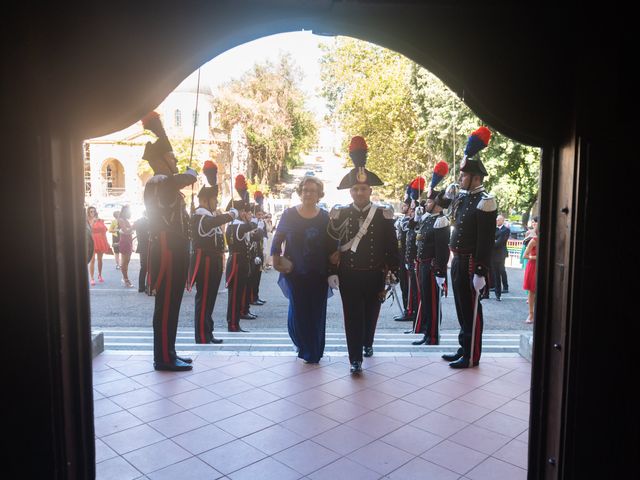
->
[213, 53, 318, 185]
[320, 37, 540, 217]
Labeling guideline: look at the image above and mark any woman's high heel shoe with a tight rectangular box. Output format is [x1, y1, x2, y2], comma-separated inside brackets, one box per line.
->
[90, 278, 96, 286]
[98, 275, 104, 283]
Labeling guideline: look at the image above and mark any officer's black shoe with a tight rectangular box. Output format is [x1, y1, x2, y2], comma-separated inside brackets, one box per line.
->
[240, 313, 257, 320]
[255, 298, 267, 305]
[412, 335, 429, 346]
[448, 357, 479, 369]
[503, 289, 509, 293]
[350, 361, 362, 374]
[394, 315, 415, 322]
[154, 359, 193, 371]
[363, 346, 374, 357]
[496, 296, 501, 301]
[177, 356, 193, 364]
[228, 326, 249, 332]
[210, 337, 223, 344]
[442, 352, 463, 362]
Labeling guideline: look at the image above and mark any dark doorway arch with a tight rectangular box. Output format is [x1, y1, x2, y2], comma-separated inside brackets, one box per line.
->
[5, 2, 632, 479]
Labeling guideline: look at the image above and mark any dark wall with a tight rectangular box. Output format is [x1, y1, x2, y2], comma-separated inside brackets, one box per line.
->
[2, 1, 635, 478]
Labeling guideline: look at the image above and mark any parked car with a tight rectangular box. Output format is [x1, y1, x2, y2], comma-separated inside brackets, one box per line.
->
[508, 222, 527, 240]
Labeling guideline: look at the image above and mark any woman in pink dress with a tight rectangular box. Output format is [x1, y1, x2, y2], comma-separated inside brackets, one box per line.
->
[522, 223, 538, 323]
[87, 206, 112, 286]
[117, 205, 134, 287]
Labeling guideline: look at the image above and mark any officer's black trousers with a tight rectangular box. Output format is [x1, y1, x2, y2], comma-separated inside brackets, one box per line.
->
[138, 249, 148, 293]
[248, 259, 262, 303]
[226, 253, 249, 331]
[416, 260, 441, 344]
[407, 265, 419, 317]
[149, 232, 189, 365]
[398, 262, 408, 310]
[194, 253, 223, 343]
[338, 269, 385, 363]
[451, 254, 483, 364]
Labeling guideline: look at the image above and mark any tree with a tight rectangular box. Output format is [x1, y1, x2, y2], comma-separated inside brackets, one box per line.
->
[213, 53, 318, 186]
[320, 37, 540, 219]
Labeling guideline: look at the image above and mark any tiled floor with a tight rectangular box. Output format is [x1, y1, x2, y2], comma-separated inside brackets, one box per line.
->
[93, 353, 530, 479]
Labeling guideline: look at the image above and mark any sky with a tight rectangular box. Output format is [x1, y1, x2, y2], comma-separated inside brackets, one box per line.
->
[197, 31, 334, 119]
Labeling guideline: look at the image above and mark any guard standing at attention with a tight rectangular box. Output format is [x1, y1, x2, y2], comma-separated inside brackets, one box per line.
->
[413, 161, 451, 346]
[327, 136, 399, 374]
[189, 161, 238, 344]
[225, 175, 258, 333]
[443, 127, 497, 368]
[141, 111, 197, 371]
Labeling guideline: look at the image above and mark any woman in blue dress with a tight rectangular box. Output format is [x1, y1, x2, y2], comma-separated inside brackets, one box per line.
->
[271, 176, 332, 363]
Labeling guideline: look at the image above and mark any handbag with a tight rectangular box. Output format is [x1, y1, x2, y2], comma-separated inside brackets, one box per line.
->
[273, 255, 293, 274]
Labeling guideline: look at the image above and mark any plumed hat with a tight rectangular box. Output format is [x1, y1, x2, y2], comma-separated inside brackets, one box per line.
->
[337, 136, 384, 189]
[404, 176, 426, 205]
[253, 191, 264, 211]
[234, 174, 250, 203]
[198, 161, 219, 199]
[460, 126, 491, 176]
[141, 111, 165, 137]
[225, 199, 249, 212]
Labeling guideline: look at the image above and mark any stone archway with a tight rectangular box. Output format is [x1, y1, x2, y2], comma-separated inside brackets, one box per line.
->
[100, 158, 125, 197]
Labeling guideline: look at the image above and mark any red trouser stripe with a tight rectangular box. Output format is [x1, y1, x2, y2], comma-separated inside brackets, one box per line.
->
[153, 232, 169, 292]
[414, 262, 423, 333]
[188, 248, 202, 292]
[198, 256, 210, 343]
[161, 250, 173, 363]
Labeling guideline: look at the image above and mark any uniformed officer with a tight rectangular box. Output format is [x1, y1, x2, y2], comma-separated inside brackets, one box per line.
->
[404, 204, 420, 323]
[327, 136, 399, 374]
[393, 202, 412, 321]
[443, 127, 497, 368]
[225, 180, 258, 332]
[141, 111, 197, 371]
[189, 161, 238, 344]
[413, 189, 451, 345]
[413, 161, 451, 345]
[248, 191, 268, 307]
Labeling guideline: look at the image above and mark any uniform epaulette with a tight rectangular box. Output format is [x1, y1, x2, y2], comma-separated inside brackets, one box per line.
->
[375, 203, 395, 219]
[433, 215, 450, 229]
[477, 193, 497, 212]
[147, 174, 168, 184]
[329, 204, 348, 220]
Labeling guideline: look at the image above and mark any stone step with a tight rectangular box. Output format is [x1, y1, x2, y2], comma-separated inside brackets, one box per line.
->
[98, 329, 521, 353]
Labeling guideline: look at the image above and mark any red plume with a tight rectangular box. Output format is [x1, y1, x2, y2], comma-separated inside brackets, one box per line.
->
[349, 136, 368, 152]
[253, 191, 263, 200]
[410, 176, 426, 190]
[472, 126, 492, 146]
[434, 161, 449, 177]
[234, 174, 247, 191]
[141, 111, 160, 128]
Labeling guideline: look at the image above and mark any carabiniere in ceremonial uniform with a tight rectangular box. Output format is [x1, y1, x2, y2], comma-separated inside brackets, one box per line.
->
[444, 127, 497, 368]
[413, 189, 451, 345]
[327, 136, 399, 374]
[189, 161, 237, 344]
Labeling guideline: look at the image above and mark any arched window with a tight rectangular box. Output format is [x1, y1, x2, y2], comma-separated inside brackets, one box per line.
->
[192, 110, 199, 126]
[174, 109, 182, 127]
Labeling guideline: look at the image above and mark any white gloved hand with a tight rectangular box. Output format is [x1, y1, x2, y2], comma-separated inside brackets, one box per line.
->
[472, 274, 486, 292]
[328, 275, 340, 290]
[254, 257, 262, 265]
[227, 208, 238, 220]
[436, 276, 446, 289]
[185, 167, 198, 178]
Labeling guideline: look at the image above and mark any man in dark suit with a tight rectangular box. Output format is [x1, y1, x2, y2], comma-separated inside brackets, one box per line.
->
[491, 214, 511, 300]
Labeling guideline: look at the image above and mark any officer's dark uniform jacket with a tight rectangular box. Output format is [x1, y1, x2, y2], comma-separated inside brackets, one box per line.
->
[191, 208, 231, 255]
[225, 219, 258, 284]
[449, 185, 497, 276]
[327, 203, 399, 273]
[416, 212, 451, 277]
[144, 172, 196, 288]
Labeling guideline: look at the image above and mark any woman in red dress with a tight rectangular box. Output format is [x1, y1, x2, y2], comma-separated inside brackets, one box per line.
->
[522, 223, 538, 323]
[87, 206, 112, 286]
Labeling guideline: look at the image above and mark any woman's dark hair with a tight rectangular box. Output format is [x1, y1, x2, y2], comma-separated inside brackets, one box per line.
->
[532, 215, 539, 223]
